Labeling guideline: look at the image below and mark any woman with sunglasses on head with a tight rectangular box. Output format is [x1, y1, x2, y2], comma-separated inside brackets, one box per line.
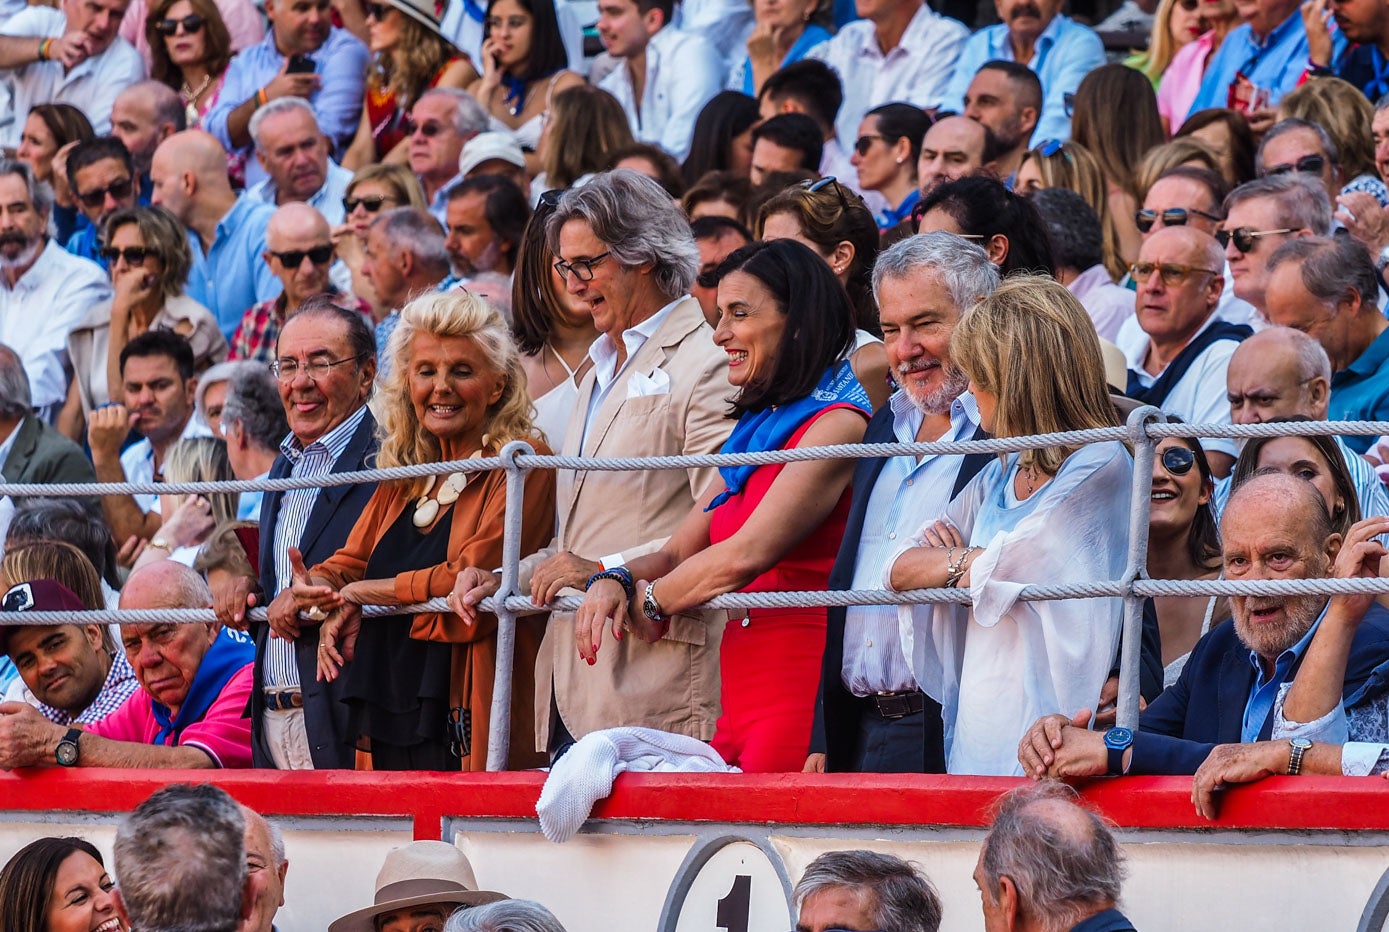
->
[1155, 0, 1239, 132]
[1147, 431, 1227, 687]
[1015, 139, 1126, 281]
[466, 0, 583, 175]
[914, 175, 1057, 278]
[342, 0, 476, 170]
[62, 206, 225, 438]
[756, 178, 890, 410]
[1071, 64, 1165, 266]
[886, 277, 1131, 775]
[0, 836, 125, 932]
[850, 103, 931, 232]
[146, 0, 234, 127]
[331, 163, 428, 312]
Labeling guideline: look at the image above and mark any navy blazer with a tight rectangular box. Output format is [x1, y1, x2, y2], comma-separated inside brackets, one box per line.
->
[1129, 601, 1389, 775]
[250, 410, 380, 770]
[809, 403, 993, 770]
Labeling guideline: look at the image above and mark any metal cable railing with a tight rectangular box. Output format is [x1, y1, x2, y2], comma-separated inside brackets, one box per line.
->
[7, 408, 1389, 769]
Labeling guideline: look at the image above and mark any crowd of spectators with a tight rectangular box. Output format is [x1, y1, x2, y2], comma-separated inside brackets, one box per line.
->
[6, 0, 1389, 919]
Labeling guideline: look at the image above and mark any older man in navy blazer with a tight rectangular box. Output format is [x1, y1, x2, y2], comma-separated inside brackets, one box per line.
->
[219, 299, 379, 770]
[807, 233, 1000, 774]
[1020, 472, 1389, 779]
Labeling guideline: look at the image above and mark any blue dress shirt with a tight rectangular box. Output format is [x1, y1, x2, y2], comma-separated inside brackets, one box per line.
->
[735, 24, 831, 96]
[1189, 11, 1333, 113]
[204, 28, 369, 188]
[1242, 610, 1321, 743]
[1331, 325, 1389, 454]
[940, 14, 1105, 144]
[183, 196, 282, 338]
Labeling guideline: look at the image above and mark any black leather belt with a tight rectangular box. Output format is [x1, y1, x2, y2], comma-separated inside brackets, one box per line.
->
[263, 690, 304, 711]
[858, 690, 926, 719]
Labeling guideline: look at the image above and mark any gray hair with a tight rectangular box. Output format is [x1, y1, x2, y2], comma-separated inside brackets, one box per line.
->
[0, 341, 31, 420]
[221, 360, 289, 452]
[980, 782, 1125, 932]
[443, 900, 568, 932]
[1256, 118, 1340, 172]
[0, 158, 54, 220]
[1267, 235, 1380, 314]
[1223, 174, 1333, 236]
[546, 169, 700, 298]
[421, 87, 491, 137]
[1378, 93, 1389, 113]
[372, 206, 451, 276]
[113, 784, 247, 932]
[872, 231, 1001, 313]
[793, 850, 942, 932]
[195, 360, 241, 422]
[248, 95, 319, 152]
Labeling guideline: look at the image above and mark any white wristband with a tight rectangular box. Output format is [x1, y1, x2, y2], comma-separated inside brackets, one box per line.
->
[598, 551, 626, 571]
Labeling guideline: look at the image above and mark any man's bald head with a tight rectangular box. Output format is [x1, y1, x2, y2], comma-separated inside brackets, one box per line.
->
[121, 560, 214, 611]
[265, 203, 334, 307]
[1143, 225, 1224, 270]
[112, 82, 185, 173]
[1227, 327, 1332, 424]
[266, 202, 331, 252]
[149, 131, 234, 225]
[1225, 471, 1333, 541]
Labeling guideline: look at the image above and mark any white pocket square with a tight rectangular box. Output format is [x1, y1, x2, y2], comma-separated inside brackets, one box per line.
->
[627, 368, 671, 398]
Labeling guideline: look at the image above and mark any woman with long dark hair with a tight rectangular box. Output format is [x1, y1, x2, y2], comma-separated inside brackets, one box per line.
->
[0, 837, 123, 932]
[682, 91, 759, 187]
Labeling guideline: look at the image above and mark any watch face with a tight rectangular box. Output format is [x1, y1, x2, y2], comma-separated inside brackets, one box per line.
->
[55, 741, 78, 766]
[1291, 737, 1313, 750]
[1104, 727, 1134, 749]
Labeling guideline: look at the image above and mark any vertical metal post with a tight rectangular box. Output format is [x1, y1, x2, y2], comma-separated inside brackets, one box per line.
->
[486, 440, 533, 771]
[1116, 406, 1163, 731]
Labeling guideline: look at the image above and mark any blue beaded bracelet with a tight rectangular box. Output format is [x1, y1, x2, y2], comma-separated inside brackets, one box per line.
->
[586, 566, 635, 598]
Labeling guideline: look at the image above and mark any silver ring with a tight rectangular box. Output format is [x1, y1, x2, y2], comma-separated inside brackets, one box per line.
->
[306, 605, 327, 621]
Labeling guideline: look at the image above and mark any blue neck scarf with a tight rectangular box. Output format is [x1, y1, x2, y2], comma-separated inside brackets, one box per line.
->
[150, 628, 254, 746]
[706, 360, 870, 511]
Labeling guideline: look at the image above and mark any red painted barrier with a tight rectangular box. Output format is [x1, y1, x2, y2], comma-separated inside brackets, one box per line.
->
[1, 770, 1386, 837]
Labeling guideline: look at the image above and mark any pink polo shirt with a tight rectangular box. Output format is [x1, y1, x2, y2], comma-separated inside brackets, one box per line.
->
[1158, 31, 1218, 131]
[86, 665, 254, 769]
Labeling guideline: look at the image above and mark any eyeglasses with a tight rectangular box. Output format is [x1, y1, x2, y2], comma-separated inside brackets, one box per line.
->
[270, 353, 366, 382]
[153, 13, 205, 34]
[853, 134, 885, 156]
[1134, 207, 1224, 233]
[76, 176, 133, 210]
[1129, 261, 1220, 286]
[100, 245, 154, 265]
[554, 251, 610, 282]
[402, 119, 449, 138]
[342, 194, 396, 214]
[1265, 154, 1327, 177]
[1161, 445, 1197, 476]
[1226, 226, 1295, 254]
[268, 244, 334, 267]
[364, 0, 391, 18]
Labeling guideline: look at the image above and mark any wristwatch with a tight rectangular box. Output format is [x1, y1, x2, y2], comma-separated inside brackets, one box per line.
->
[1287, 737, 1313, 775]
[1103, 726, 1134, 776]
[642, 581, 668, 626]
[55, 728, 82, 767]
[149, 536, 173, 552]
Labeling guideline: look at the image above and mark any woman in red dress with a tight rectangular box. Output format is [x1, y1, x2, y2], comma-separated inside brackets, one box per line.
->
[576, 239, 871, 771]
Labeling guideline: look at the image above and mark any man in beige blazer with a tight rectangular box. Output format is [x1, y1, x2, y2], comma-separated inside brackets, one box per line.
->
[453, 170, 733, 758]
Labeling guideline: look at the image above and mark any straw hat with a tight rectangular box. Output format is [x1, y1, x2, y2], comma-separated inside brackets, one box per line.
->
[379, 0, 451, 39]
[327, 841, 507, 932]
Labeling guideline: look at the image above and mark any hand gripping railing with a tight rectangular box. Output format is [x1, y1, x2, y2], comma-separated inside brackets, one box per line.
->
[10, 413, 1389, 769]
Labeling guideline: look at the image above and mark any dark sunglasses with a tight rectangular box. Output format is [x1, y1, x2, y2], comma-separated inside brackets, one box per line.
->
[1226, 226, 1295, 254]
[1265, 154, 1327, 177]
[269, 245, 334, 267]
[402, 119, 448, 138]
[76, 176, 133, 210]
[853, 134, 885, 156]
[154, 13, 205, 35]
[99, 245, 154, 264]
[537, 187, 567, 209]
[364, 0, 392, 17]
[1161, 445, 1197, 476]
[1134, 206, 1224, 233]
[342, 194, 396, 213]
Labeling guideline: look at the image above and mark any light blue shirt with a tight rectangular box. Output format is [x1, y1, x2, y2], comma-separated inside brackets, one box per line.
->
[185, 196, 282, 338]
[245, 158, 354, 226]
[1330, 325, 1389, 455]
[1189, 11, 1330, 113]
[204, 27, 369, 188]
[842, 390, 979, 695]
[1243, 607, 1322, 742]
[940, 14, 1105, 145]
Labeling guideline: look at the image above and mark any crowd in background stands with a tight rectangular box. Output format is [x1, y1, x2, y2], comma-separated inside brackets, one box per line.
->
[2, 0, 1389, 861]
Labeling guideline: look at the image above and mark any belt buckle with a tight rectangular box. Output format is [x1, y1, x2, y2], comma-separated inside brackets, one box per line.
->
[264, 690, 303, 712]
[873, 690, 921, 720]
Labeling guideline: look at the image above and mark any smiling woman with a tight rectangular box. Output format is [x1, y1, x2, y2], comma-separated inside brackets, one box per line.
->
[285, 290, 556, 772]
[0, 837, 124, 932]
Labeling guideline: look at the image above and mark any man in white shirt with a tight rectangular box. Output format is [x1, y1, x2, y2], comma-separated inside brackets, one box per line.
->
[0, 0, 144, 145]
[596, 0, 723, 163]
[807, 232, 999, 774]
[245, 96, 353, 226]
[808, 0, 967, 150]
[1119, 226, 1247, 476]
[0, 159, 110, 423]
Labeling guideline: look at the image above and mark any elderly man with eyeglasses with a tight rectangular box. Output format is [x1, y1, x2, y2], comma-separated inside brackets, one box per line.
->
[1220, 173, 1331, 318]
[1120, 226, 1249, 477]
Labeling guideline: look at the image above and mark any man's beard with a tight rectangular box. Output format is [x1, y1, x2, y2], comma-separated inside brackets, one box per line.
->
[0, 231, 40, 271]
[1232, 593, 1324, 657]
[992, 116, 1027, 153]
[898, 360, 970, 415]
